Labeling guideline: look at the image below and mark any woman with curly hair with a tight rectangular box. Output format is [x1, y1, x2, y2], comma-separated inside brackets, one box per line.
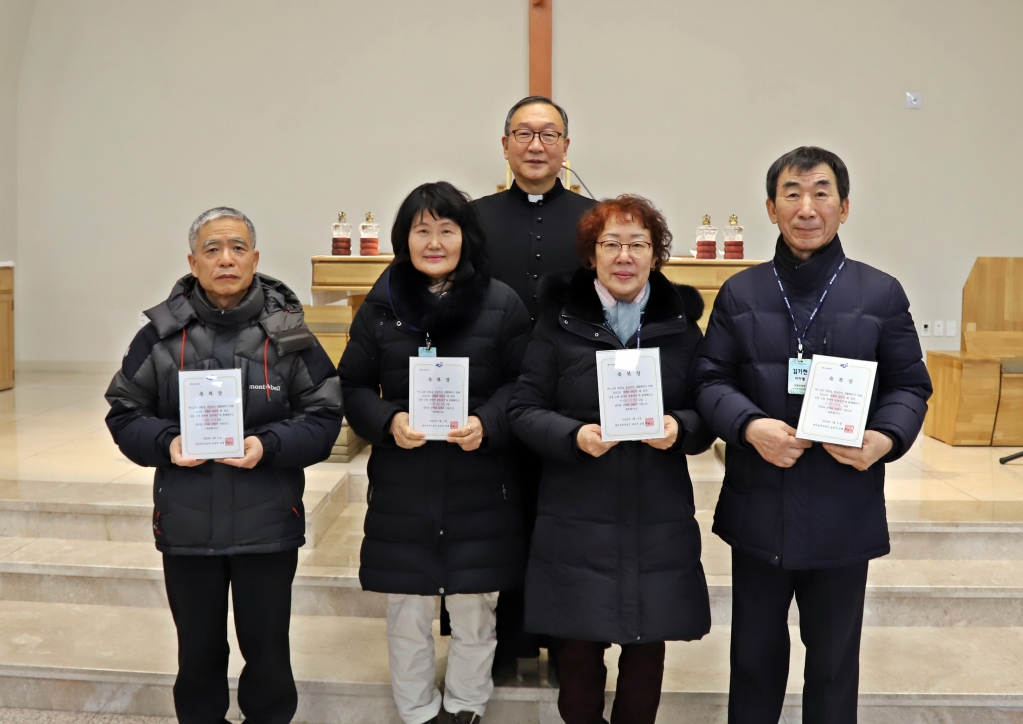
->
[510, 194, 714, 724]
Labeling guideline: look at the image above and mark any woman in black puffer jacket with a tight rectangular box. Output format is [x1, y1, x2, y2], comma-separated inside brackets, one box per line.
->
[509, 195, 714, 724]
[338, 182, 531, 724]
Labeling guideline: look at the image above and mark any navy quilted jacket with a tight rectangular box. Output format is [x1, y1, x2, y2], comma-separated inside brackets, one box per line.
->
[694, 237, 932, 569]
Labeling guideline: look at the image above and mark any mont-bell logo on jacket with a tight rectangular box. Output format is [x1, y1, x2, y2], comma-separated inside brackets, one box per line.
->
[249, 384, 282, 393]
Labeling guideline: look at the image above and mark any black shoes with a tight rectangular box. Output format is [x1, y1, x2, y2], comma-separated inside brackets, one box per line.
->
[433, 712, 481, 724]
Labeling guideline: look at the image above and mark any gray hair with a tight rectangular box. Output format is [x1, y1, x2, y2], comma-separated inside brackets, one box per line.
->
[503, 95, 569, 137]
[188, 207, 257, 253]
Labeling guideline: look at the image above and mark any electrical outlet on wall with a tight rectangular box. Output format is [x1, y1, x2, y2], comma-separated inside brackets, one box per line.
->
[920, 321, 931, 337]
[946, 321, 957, 337]
[934, 321, 945, 337]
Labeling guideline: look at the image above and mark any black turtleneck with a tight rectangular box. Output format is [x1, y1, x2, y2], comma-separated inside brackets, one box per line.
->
[475, 177, 596, 321]
[773, 235, 845, 292]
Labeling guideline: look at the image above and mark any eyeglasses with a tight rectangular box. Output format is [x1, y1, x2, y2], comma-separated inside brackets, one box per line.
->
[596, 241, 653, 258]
[509, 129, 563, 145]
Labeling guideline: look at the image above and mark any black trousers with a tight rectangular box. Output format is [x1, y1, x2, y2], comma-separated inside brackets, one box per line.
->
[163, 550, 299, 724]
[729, 548, 869, 724]
[553, 638, 665, 724]
[492, 441, 544, 668]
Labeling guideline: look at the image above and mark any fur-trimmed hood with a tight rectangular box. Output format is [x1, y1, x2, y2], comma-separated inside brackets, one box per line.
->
[537, 267, 704, 327]
[366, 255, 492, 337]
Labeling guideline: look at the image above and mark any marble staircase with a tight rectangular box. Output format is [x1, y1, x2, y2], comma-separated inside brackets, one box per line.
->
[1, 372, 1023, 721]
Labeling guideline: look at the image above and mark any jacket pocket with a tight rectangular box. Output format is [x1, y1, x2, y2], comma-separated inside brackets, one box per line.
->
[274, 470, 304, 518]
[153, 467, 180, 544]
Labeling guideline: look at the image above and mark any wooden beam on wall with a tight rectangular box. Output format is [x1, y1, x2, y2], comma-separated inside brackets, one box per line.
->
[529, 0, 552, 98]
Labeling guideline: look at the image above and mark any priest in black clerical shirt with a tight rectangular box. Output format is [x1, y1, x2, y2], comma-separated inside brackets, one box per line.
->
[473, 96, 595, 677]
[475, 96, 595, 322]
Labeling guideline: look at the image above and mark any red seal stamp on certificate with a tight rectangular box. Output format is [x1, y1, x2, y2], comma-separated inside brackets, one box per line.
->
[844, 425, 854, 434]
[450, 421, 458, 429]
[645, 418, 655, 427]
[225, 437, 234, 447]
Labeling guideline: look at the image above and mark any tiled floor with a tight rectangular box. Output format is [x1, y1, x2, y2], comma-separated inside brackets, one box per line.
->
[0, 712, 176, 724]
[0, 371, 1020, 722]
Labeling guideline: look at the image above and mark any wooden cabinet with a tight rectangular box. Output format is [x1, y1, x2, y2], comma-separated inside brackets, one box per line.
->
[311, 256, 394, 295]
[309, 255, 761, 334]
[923, 335, 1023, 447]
[302, 304, 353, 366]
[993, 373, 1023, 446]
[924, 351, 1002, 445]
[659, 259, 760, 330]
[0, 267, 12, 390]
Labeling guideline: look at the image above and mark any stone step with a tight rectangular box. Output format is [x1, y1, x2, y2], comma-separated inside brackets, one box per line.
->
[0, 502, 380, 618]
[1, 522, 1021, 627]
[0, 599, 1018, 722]
[0, 467, 350, 549]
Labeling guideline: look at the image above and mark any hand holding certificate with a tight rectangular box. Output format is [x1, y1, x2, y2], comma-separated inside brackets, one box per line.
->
[795, 355, 878, 448]
[595, 348, 665, 442]
[408, 357, 469, 441]
[178, 369, 246, 460]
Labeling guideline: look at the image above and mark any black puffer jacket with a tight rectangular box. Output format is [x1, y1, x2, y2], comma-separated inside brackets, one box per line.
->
[339, 258, 532, 596]
[105, 274, 343, 555]
[509, 268, 714, 645]
[694, 237, 932, 569]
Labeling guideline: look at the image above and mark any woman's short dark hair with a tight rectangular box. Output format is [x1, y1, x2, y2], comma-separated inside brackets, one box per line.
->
[576, 195, 672, 270]
[390, 182, 488, 272]
[766, 146, 850, 201]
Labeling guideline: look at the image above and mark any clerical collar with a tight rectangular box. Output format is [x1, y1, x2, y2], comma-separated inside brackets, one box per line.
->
[508, 177, 566, 205]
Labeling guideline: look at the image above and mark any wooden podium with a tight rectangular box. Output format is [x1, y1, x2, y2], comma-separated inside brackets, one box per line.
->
[924, 258, 1023, 446]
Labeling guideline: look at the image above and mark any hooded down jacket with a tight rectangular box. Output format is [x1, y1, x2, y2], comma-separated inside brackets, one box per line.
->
[509, 267, 714, 645]
[694, 237, 932, 569]
[339, 258, 532, 596]
[105, 273, 343, 555]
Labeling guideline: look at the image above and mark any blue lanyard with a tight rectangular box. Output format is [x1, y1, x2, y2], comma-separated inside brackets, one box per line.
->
[771, 257, 846, 360]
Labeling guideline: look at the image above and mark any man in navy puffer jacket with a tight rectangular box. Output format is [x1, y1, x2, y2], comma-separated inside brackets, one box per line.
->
[694, 147, 932, 724]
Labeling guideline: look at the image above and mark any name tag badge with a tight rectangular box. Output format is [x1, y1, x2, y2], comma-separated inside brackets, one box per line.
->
[788, 358, 811, 395]
[418, 346, 437, 358]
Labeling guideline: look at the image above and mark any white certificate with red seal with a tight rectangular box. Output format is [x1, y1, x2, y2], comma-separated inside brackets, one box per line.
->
[408, 357, 469, 440]
[795, 355, 878, 448]
[595, 348, 665, 442]
[178, 369, 245, 459]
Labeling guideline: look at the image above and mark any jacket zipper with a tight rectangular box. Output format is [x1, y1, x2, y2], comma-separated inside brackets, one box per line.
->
[560, 314, 681, 348]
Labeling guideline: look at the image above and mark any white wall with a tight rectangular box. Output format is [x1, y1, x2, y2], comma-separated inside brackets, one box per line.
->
[555, 0, 1023, 351]
[12, 0, 1023, 364]
[16, 0, 526, 364]
[0, 0, 34, 262]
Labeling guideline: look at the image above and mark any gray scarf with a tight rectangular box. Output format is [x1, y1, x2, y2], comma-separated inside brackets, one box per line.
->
[595, 278, 650, 345]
